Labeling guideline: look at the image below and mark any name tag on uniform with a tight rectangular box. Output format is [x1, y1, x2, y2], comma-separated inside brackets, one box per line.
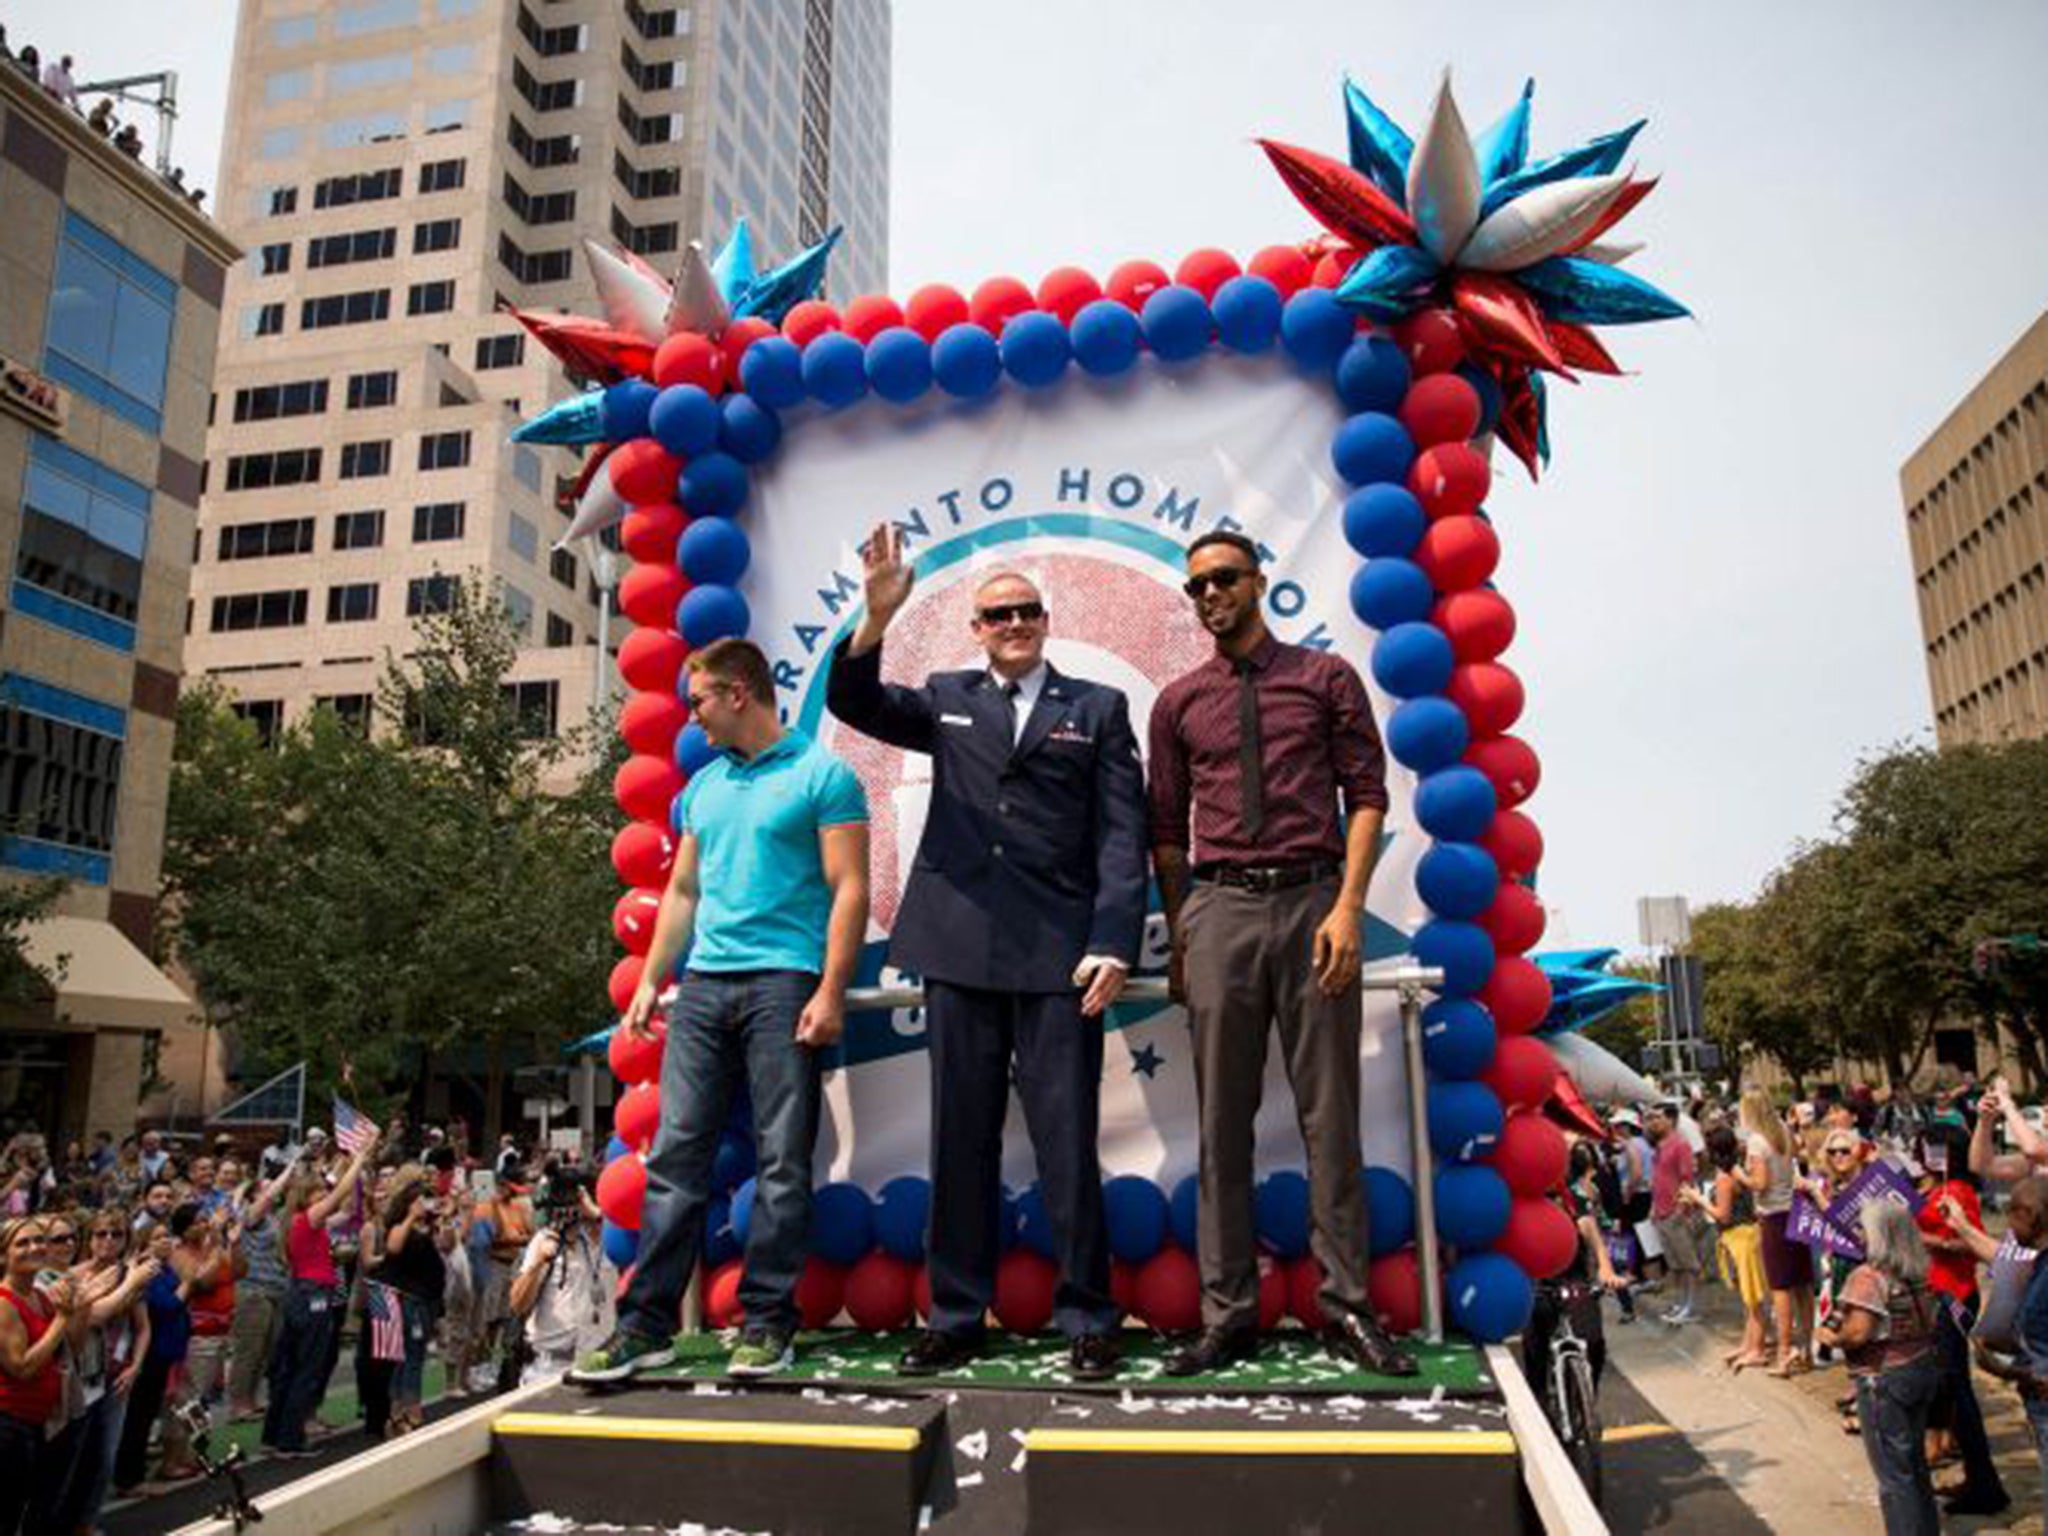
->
[1048, 725, 1093, 744]
[940, 713, 974, 727]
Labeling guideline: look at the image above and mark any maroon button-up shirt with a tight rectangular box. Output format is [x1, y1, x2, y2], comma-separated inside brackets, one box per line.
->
[1147, 634, 1389, 867]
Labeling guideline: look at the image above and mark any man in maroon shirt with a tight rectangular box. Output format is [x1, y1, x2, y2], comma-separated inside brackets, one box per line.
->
[1148, 530, 1416, 1378]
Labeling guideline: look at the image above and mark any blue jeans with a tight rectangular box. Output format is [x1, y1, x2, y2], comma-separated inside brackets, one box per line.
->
[396, 1293, 433, 1405]
[2027, 1401, 2048, 1530]
[620, 969, 822, 1337]
[263, 1281, 341, 1452]
[1855, 1351, 1943, 1536]
[49, 1385, 127, 1532]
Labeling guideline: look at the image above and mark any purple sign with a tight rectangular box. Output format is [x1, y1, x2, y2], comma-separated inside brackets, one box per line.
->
[1793, 1160, 1924, 1262]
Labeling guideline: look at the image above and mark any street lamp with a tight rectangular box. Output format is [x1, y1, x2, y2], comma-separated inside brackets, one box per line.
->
[588, 542, 620, 717]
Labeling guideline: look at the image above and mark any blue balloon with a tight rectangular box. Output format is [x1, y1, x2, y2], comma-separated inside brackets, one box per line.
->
[600, 379, 659, 442]
[1371, 622, 1455, 698]
[1013, 1183, 1054, 1258]
[1515, 253, 1687, 327]
[718, 394, 783, 464]
[679, 452, 749, 518]
[1413, 919, 1497, 995]
[1255, 1170, 1311, 1260]
[730, 1175, 758, 1246]
[1335, 336, 1413, 415]
[865, 325, 933, 403]
[1331, 411, 1416, 487]
[932, 322, 1002, 397]
[678, 516, 751, 586]
[1000, 311, 1070, 388]
[1421, 997, 1497, 1080]
[711, 1133, 754, 1194]
[602, 1219, 640, 1270]
[1103, 1175, 1169, 1263]
[1386, 696, 1471, 774]
[673, 721, 717, 775]
[809, 1180, 875, 1265]
[875, 1175, 930, 1261]
[1279, 288, 1353, 372]
[1448, 1252, 1535, 1343]
[703, 1195, 740, 1267]
[677, 584, 750, 646]
[1139, 284, 1212, 362]
[999, 1184, 1023, 1252]
[1435, 1165, 1512, 1250]
[1349, 558, 1434, 631]
[1414, 766, 1499, 842]
[1455, 363, 1504, 437]
[649, 384, 720, 457]
[1071, 299, 1143, 376]
[1342, 485, 1426, 561]
[1417, 842, 1500, 920]
[1212, 275, 1283, 353]
[1364, 1166, 1415, 1257]
[603, 1135, 630, 1166]
[1428, 1080, 1505, 1163]
[801, 331, 869, 409]
[1169, 1173, 1200, 1253]
[737, 337, 805, 410]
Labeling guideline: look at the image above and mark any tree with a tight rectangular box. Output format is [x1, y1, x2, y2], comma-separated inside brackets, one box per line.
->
[0, 873, 65, 1006]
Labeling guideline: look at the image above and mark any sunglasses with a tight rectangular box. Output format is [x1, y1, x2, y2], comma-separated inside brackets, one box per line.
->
[974, 601, 1045, 627]
[1182, 566, 1254, 598]
[1826, 1148, 1856, 1158]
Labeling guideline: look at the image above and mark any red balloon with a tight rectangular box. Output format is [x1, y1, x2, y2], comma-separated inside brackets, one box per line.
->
[618, 563, 689, 629]
[1134, 1249, 1201, 1334]
[1482, 963, 1557, 1043]
[1286, 1256, 1326, 1329]
[781, 300, 842, 347]
[607, 1012, 666, 1086]
[913, 1265, 932, 1322]
[904, 285, 969, 342]
[969, 276, 1035, 334]
[607, 954, 647, 1014]
[611, 820, 675, 889]
[1311, 248, 1359, 290]
[844, 1253, 917, 1331]
[596, 1152, 647, 1231]
[615, 753, 684, 823]
[1479, 809, 1544, 880]
[621, 502, 688, 565]
[1110, 1260, 1139, 1317]
[1447, 662, 1525, 739]
[840, 294, 904, 344]
[1491, 1112, 1570, 1199]
[1409, 443, 1492, 520]
[652, 333, 724, 392]
[619, 690, 688, 757]
[1035, 266, 1102, 324]
[1175, 248, 1242, 301]
[1105, 260, 1170, 310]
[1257, 1255, 1287, 1331]
[719, 315, 777, 369]
[796, 1257, 845, 1329]
[1257, 141, 1418, 251]
[1495, 1197, 1579, 1280]
[1414, 516, 1500, 593]
[1400, 374, 1483, 448]
[1367, 1249, 1424, 1336]
[1248, 244, 1314, 299]
[612, 886, 664, 956]
[1394, 309, 1466, 376]
[1433, 590, 1516, 664]
[704, 1259, 744, 1328]
[617, 626, 689, 694]
[608, 441, 682, 506]
[1467, 736, 1541, 808]
[615, 1080, 661, 1151]
[994, 1251, 1057, 1333]
[1477, 880, 1546, 956]
[1449, 272, 1565, 375]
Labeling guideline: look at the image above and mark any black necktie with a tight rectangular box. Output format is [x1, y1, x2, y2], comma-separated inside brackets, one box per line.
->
[1235, 659, 1265, 839]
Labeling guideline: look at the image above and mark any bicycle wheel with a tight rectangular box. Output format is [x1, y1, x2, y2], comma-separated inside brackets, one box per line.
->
[1559, 1348, 1604, 1506]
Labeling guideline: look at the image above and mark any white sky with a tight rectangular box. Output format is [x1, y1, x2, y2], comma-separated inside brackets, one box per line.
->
[13, 0, 2048, 949]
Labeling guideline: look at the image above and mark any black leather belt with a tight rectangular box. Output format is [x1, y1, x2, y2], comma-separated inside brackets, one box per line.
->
[1191, 860, 1340, 893]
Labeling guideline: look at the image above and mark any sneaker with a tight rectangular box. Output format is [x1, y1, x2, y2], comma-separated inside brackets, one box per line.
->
[727, 1325, 795, 1378]
[1663, 1306, 1698, 1326]
[569, 1328, 676, 1384]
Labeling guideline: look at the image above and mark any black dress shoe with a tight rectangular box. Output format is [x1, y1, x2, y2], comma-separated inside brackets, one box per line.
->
[1324, 1312, 1419, 1377]
[897, 1330, 984, 1376]
[1067, 1333, 1122, 1382]
[1163, 1326, 1261, 1378]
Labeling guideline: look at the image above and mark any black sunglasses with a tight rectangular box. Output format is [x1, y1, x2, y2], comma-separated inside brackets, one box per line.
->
[1183, 566, 1254, 598]
[975, 601, 1045, 627]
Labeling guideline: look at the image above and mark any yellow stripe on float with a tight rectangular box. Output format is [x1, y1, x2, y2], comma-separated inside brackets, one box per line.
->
[494, 1411, 921, 1452]
[1025, 1427, 1518, 1457]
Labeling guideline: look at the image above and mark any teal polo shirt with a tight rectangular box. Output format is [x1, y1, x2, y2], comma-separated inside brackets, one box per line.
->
[678, 729, 868, 974]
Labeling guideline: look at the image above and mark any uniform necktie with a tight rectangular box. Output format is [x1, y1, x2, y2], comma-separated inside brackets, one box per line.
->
[1235, 658, 1265, 839]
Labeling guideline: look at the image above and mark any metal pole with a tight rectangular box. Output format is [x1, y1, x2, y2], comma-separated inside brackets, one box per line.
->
[1399, 976, 1445, 1343]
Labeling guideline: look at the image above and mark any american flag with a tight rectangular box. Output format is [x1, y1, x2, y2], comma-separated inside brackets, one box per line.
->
[333, 1096, 379, 1155]
[364, 1282, 405, 1363]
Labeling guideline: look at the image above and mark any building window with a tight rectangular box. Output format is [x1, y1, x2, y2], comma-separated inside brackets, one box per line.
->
[424, 98, 470, 134]
[507, 115, 579, 167]
[549, 547, 577, 590]
[616, 98, 678, 147]
[255, 184, 298, 217]
[209, 590, 310, 632]
[417, 433, 471, 472]
[271, 15, 319, 47]
[497, 235, 572, 285]
[223, 447, 322, 492]
[227, 700, 286, 747]
[413, 218, 462, 254]
[502, 174, 576, 225]
[502, 584, 534, 638]
[0, 676, 126, 880]
[332, 509, 386, 550]
[240, 302, 286, 338]
[545, 612, 574, 648]
[346, 370, 398, 409]
[338, 440, 392, 480]
[313, 168, 403, 209]
[307, 228, 396, 268]
[217, 517, 315, 561]
[406, 279, 457, 316]
[517, 3, 584, 56]
[474, 333, 524, 370]
[257, 127, 305, 160]
[610, 208, 678, 256]
[232, 378, 328, 422]
[326, 111, 407, 150]
[502, 678, 559, 737]
[406, 574, 461, 616]
[328, 51, 412, 95]
[300, 290, 391, 330]
[335, 0, 420, 38]
[619, 40, 677, 92]
[613, 151, 681, 202]
[512, 58, 579, 113]
[418, 158, 466, 194]
[317, 693, 374, 733]
[326, 583, 380, 623]
[257, 242, 292, 275]
[412, 501, 466, 541]
[11, 438, 150, 649]
[429, 43, 477, 75]
[41, 212, 177, 434]
[626, 0, 680, 40]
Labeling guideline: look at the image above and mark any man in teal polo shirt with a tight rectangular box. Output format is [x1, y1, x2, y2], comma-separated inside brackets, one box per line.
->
[574, 638, 869, 1382]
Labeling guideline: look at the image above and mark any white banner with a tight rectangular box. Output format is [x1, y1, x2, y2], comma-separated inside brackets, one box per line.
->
[747, 352, 1428, 1185]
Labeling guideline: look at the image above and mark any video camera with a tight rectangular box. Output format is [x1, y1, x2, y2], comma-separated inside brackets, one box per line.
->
[533, 1159, 593, 1234]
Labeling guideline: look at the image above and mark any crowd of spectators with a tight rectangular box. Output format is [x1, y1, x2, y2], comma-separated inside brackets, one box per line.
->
[1, 30, 206, 208]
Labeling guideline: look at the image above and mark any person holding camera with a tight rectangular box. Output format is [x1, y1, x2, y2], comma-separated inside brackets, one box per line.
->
[509, 1171, 616, 1385]
[363, 1168, 446, 1437]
